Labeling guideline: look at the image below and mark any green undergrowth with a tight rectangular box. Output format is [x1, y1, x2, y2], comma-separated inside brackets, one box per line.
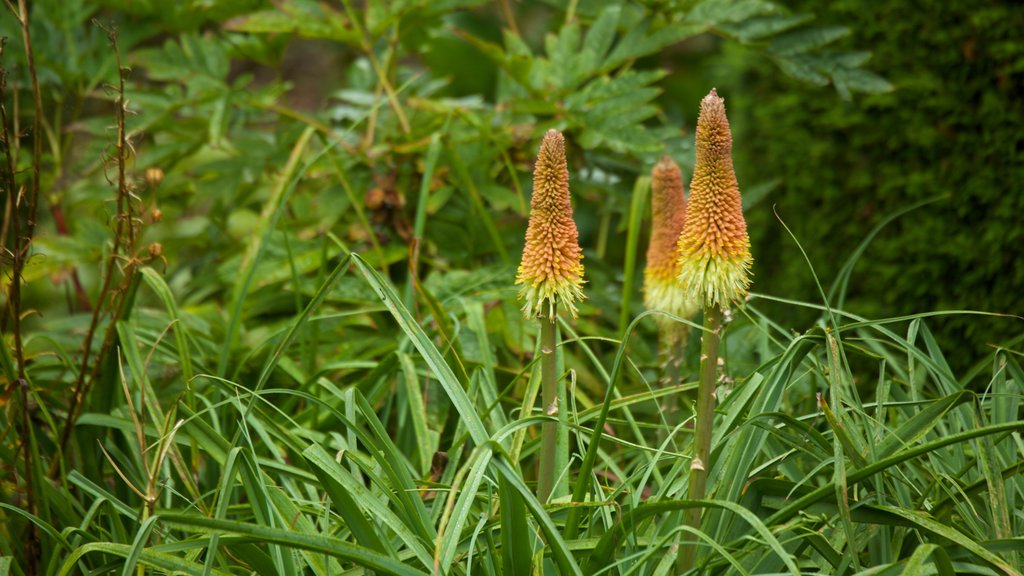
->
[6, 236, 1023, 575]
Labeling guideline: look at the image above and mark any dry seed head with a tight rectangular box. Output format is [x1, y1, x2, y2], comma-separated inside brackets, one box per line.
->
[145, 166, 164, 188]
[644, 156, 699, 330]
[676, 89, 752, 309]
[515, 129, 586, 321]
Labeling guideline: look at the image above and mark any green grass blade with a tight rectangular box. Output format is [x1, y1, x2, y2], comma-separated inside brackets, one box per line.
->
[301, 445, 391, 557]
[619, 175, 650, 334]
[160, 514, 430, 576]
[398, 352, 436, 474]
[351, 391, 437, 544]
[565, 310, 662, 540]
[218, 126, 317, 377]
[139, 267, 194, 384]
[877, 506, 1018, 575]
[766, 420, 1024, 526]
[353, 253, 490, 446]
[500, 475, 534, 575]
[58, 542, 233, 576]
[121, 515, 160, 576]
[303, 443, 434, 569]
[586, 499, 799, 575]
[875, 390, 971, 460]
[491, 452, 583, 576]
[898, 543, 956, 576]
[437, 445, 493, 572]
[246, 252, 353, 407]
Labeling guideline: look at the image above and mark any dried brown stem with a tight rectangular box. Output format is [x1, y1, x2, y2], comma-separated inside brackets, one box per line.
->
[54, 23, 142, 472]
[1, 0, 47, 571]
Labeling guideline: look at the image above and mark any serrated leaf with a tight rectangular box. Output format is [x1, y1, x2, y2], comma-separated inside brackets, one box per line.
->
[719, 13, 813, 42]
[774, 55, 830, 86]
[580, 123, 661, 154]
[580, 5, 621, 72]
[832, 50, 873, 68]
[688, 0, 778, 27]
[226, 0, 359, 45]
[566, 69, 666, 109]
[833, 66, 894, 94]
[604, 20, 696, 71]
[545, 22, 581, 89]
[768, 26, 850, 56]
[456, 29, 534, 90]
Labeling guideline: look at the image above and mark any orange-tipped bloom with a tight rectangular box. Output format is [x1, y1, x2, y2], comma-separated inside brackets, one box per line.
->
[676, 89, 752, 309]
[516, 129, 585, 321]
[644, 156, 699, 329]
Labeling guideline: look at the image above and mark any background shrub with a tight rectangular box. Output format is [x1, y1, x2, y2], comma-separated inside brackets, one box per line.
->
[714, 0, 1024, 372]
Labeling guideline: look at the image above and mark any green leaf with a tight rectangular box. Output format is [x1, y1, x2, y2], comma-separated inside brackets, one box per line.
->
[499, 476, 533, 576]
[352, 254, 491, 446]
[833, 66, 895, 94]
[226, 0, 359, 44]
[604, 20, 695, 71]
[688, 0, 778, 26]
[303, 444, 434, 569]
[301, 446, 392, 558]
[580, 5, 621, 72]
[874, 391, 971, 460]
[774, 55, 830, 86]
[546, 22, 581, 89]
[58, 542, 233, 576]
[161, 514, 430, 576]
[768, 26, 851, 56]
[586, 499, 800, 575]
[719, 13, 813, 42]
[877, 507, 1020, 575]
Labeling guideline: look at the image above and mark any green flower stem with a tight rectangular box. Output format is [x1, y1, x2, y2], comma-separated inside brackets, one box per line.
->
[679, 305, 722, 571]
[537, 315, 559, 503]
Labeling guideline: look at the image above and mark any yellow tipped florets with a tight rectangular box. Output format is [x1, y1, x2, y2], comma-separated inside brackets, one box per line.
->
[676, 89, 752, 309]
[644, 156, 699, 331]
[516, 129, 586, 321]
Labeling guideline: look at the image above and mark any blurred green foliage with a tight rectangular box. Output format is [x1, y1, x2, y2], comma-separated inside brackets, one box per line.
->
[718, 0, 1024, 371]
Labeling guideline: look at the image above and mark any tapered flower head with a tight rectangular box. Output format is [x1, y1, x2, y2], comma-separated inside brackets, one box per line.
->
[644, 156, 699, 330]
[516, 129, 585, 321]
[676, 89, 752, 309]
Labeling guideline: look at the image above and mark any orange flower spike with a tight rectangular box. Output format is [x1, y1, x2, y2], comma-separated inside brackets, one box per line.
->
[516, 129, 586, 321]
[677, 89, 752, 309]
[644, 156, 699, 325]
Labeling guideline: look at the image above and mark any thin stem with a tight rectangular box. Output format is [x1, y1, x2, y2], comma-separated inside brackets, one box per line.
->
[537, 315, 558, 503]
[54, 24, 138, 471]
[679, 305, 722, 572]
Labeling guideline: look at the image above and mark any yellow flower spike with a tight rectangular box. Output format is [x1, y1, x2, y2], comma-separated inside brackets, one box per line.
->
[676, 89, 752, 309]
[644, 156, 700, 333]
[516, 129, 586, 321]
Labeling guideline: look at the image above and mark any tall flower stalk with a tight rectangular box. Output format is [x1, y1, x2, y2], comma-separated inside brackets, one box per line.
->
[676, 89, 752, 571]
[643, 156, 698, 431]
[515, 129, 585, 502]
